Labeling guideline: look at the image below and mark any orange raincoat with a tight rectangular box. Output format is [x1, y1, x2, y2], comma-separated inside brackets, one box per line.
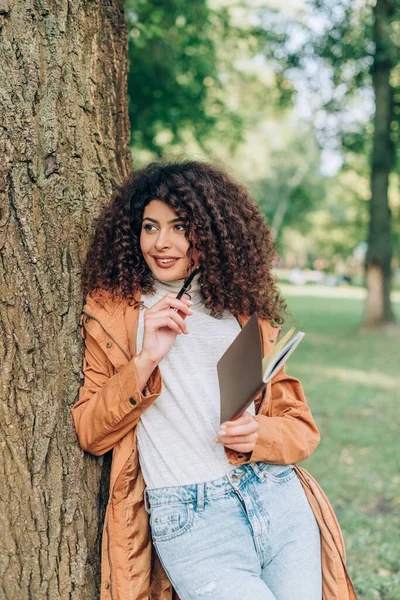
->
[72, 291, 357, 600]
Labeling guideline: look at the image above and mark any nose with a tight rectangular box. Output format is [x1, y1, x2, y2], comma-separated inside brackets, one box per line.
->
[154, 229, 172, 251]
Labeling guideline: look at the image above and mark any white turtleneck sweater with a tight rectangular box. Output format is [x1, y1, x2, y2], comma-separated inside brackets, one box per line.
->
[136, 273, 255, 489]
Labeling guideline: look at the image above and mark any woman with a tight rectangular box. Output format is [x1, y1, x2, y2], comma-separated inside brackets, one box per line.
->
[73, 160, 357, 600]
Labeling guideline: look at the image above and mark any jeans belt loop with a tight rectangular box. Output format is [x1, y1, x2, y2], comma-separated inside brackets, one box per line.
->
[144, 488, 151, 514]
[196, 483, 205, 511]
[250, 462, 265, 481]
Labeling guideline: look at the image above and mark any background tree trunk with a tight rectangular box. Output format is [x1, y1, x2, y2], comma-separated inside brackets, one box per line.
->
[364, 0, 396, 327]
[0, 1, 130, 598]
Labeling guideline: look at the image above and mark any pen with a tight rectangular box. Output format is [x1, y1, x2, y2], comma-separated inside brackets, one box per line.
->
[173, 267, 200, 311]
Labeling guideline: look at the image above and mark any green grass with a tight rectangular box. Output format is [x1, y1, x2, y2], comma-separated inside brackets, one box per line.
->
[279, 284, 400, 600]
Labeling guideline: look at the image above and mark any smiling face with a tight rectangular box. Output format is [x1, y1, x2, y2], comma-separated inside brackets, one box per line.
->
[140, 200, 200, 281]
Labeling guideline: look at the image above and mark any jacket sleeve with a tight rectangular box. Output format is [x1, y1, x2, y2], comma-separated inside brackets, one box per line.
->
[225, 364, 320, 466]
[72, 330, 162, 456]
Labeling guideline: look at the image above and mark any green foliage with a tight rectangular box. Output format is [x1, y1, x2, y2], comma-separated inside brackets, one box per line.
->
[126, 0, 224, 154]
[311, 0, 400, 168]
[250, 0, 400, 273]
[126, 0, 274, 155]
[309, 155, 370, 260]
[273, 0, 400, 163]
[125, 1, 298, 156]
[248, 128, 325, 245]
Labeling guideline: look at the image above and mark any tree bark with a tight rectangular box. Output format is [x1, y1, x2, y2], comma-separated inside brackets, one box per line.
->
[363, 0, 396, 326]
[0, 1, 130, 598]
[270, 166, 306, 243]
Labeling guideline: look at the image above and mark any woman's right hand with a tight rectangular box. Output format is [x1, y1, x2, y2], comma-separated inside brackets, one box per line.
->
[139, 293, 193, 365]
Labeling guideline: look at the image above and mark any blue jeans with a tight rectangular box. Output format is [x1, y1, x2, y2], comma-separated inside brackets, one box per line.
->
[144, 462, 322, 600]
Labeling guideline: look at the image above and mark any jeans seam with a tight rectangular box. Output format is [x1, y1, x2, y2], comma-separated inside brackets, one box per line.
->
[263, 470, 296, 484]
[148, 487, 238, 508]
[152, 542, 187, 600]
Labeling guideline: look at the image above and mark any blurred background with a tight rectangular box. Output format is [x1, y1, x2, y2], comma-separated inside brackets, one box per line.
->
[125, 1, 399, 597]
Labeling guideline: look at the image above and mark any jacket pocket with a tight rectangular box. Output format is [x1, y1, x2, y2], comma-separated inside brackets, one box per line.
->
[150, 502, 194, 542]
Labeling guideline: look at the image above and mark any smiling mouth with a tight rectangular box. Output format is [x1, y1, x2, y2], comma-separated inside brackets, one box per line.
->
[152, 257, 181, 266]
[154, 257, 179, 262]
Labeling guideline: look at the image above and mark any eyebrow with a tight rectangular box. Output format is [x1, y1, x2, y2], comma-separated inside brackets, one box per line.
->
[142, 217, 185, 224]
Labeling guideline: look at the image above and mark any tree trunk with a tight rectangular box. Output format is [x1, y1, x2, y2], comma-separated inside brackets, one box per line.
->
[271, 166, 306, 243]
[0, 2, 130, 598]
[363, 0, 396, 326]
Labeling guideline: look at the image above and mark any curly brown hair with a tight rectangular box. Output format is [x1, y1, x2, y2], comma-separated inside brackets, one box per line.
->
[82, 160, 286, 324]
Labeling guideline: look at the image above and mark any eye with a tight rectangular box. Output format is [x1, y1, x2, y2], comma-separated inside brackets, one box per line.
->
[143, 223, 156, 232]
[175, 224, 187, 232]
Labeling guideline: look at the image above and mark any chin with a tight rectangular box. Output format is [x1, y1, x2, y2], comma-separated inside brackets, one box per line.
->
[152, 265, 188, 280]
[162, 270, 187, 281]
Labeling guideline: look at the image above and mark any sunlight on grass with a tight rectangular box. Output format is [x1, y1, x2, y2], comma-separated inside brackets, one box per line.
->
[279, 285, 400, 600]
[300, 365, 399, 391]
[280, 282, 400, 303]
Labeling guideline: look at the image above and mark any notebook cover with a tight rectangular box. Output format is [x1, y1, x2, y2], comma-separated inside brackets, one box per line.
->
[217, 312, 264, 423]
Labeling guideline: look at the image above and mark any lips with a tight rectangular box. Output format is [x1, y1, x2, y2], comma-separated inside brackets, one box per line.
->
[152, 256, 180, 268]
[152, 256, 179, 260]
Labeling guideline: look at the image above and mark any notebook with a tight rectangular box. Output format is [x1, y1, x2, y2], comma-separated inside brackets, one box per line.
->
[217, 313, 304, 423]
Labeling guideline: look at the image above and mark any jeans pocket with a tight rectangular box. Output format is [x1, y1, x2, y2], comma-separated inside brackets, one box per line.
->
[150, 502, 194, 542]
[262, 464, 296, 483]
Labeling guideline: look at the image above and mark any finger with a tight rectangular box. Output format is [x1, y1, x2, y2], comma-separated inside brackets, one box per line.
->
[219, 421, 258, 436]
[147, 310, 189, 334]
[163, 293, 193, 310]
[167, 299, 193, 315]
[224, 443, 255, 453]
[164, 309, 190, 333]
[147, 315, 182, 335]
[221, 411, 253, 428]
[149, 294, 193, 315]
[166, 317, 184, 335]
[216, 433, 258, 445]
[219, 415, 257, 435]
[145, 312, 185, 335]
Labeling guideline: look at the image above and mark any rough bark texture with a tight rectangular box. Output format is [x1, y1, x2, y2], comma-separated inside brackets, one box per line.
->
[364, 0, 396, 326]
[0, 1, 130, 598]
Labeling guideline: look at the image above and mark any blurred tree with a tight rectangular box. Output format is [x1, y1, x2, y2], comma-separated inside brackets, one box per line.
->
[366, 0, 398, 325]
[249, 129, 325, 246]
[260, 0, 400, 326]
[307, 163, 370, 261]
[125, 0, 293, 157]
[312, 0, 398, 325]
[126, 0, 243, 155]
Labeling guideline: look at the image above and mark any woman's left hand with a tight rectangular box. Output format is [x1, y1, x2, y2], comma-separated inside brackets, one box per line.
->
[215, 411, 259, 453]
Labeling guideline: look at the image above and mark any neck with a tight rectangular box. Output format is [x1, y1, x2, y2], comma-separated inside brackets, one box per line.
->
[154, 272, 203, 306]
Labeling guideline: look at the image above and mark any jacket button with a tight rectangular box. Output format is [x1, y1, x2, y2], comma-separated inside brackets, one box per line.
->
[129, 397, 137, 405]
[105, 583, 110, 590]
[106, 341, 112, 348]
